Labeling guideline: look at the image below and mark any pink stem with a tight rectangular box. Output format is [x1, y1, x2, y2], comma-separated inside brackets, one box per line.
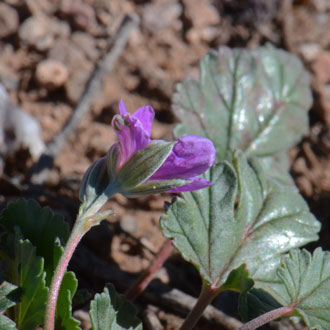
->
[238, 306, 295, 330]
[44, 222, 85, 330]
[125, 239, 173, 300]
[180, 283, 219, 330]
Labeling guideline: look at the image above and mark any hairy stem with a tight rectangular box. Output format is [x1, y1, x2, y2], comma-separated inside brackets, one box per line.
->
[238, 306, 294, 330]
[44, 219, 86, 330]
[180, 283, 219, 330]
[125, 239, 173, 300]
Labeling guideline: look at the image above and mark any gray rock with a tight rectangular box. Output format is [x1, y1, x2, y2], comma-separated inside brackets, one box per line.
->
[0, 84, 45, 160]
[19, 14, 70, 51]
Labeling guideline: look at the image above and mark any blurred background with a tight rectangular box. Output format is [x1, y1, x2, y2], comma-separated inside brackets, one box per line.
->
[0, 0, 329, 329]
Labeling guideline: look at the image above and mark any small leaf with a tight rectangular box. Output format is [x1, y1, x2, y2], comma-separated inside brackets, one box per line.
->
[0, 200, 79, 329]
[239, 288, 283, 322]
[90, 284, 142, 330]
[55, 272, 80, 330]
[269, 249, 330, 330]
[0, 199, 69, 285]
[16, 239, 48, 330]
[221, 264, 254, 293]
[160, 154, 320, 288]
[3, 233, 48, 330]
[173, 45, 312, 163]
[0, 314, 17, 329]
[0, 281, 21, 312]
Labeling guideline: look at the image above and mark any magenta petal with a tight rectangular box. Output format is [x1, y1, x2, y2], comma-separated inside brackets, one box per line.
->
[150, 135, 215, 180]
[112, 108, 151, 168]
[132, 105, 155, 136]
[119, 99, 128, 115]
[167, 178, 213, 193]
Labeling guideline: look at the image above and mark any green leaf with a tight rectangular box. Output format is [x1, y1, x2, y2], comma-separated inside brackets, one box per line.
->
[256, 151, 294, 186]
[221, 264, 254, 293]
[161, 162, 237, 283]
[239, 288, 283, 322]
[0, 199, 69, 285]
[266, 248, 330, 330]
[160, 154, 320, 288]
[0, 281, 21, 312]
[0, 201, 79, 329]
[55, 272, 80, 330]
[5, 233, 48, 330]
[0, 314, 17, 329]
[90, 284, 142, 330]
[173, 45, 312, 163]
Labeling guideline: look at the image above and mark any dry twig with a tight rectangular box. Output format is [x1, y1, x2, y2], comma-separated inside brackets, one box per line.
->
[143, 288, 243, 330]
[72, 243, 243, 329]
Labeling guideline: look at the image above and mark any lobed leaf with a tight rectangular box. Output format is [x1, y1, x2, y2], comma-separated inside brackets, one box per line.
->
[0, 281, 21, 312]
[239, 288, 283, 323]
[2, 233, 49, 330]
[240, 249, 330, 329]
[275, 249, 330, 330]
[173, 45, 312, 180]
[160, 154, 320, 288]
[0, 314, 17, 329]
[90, 284, 142, 330]
[0, 199, 69, 285]
[0, 200, 79, 329]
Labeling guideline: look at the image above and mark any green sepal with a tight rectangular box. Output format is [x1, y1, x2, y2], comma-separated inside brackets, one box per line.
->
[116, 141, 174, 193]
[79, 157, 111, 208]
[122, 179, 188, 197]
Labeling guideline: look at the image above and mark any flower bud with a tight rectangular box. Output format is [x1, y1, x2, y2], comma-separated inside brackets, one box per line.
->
[79, 157, 111, 209]
[79, 100, 216, 216]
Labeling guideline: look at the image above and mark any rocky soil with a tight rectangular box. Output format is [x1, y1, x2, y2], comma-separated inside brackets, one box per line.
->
[1, 0, 330, 329]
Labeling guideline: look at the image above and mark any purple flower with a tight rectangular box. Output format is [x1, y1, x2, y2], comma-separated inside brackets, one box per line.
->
[111, 100, 215, 194]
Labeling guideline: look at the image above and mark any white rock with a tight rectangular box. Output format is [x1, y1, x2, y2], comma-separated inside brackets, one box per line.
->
[0, 84, 45, 159]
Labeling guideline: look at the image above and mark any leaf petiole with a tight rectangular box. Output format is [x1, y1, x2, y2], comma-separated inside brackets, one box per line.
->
[125, 239, 173, 301]
[238, 306, 295, 330]
[179, 282, 220, 330]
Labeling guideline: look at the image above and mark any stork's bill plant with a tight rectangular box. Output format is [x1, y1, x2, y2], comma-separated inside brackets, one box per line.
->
[0, 45, 327, 330]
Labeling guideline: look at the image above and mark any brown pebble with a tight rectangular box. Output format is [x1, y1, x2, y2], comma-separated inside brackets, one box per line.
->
[35, 59, 68, 90]
[59, 0, 97, 32]
[312, 51, 330, 84]
[0, 3, 19, 38]
[19, 15, 70, 51]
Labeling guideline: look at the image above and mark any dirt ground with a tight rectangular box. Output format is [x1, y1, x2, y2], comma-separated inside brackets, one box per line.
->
[0, 0, 329, 329]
